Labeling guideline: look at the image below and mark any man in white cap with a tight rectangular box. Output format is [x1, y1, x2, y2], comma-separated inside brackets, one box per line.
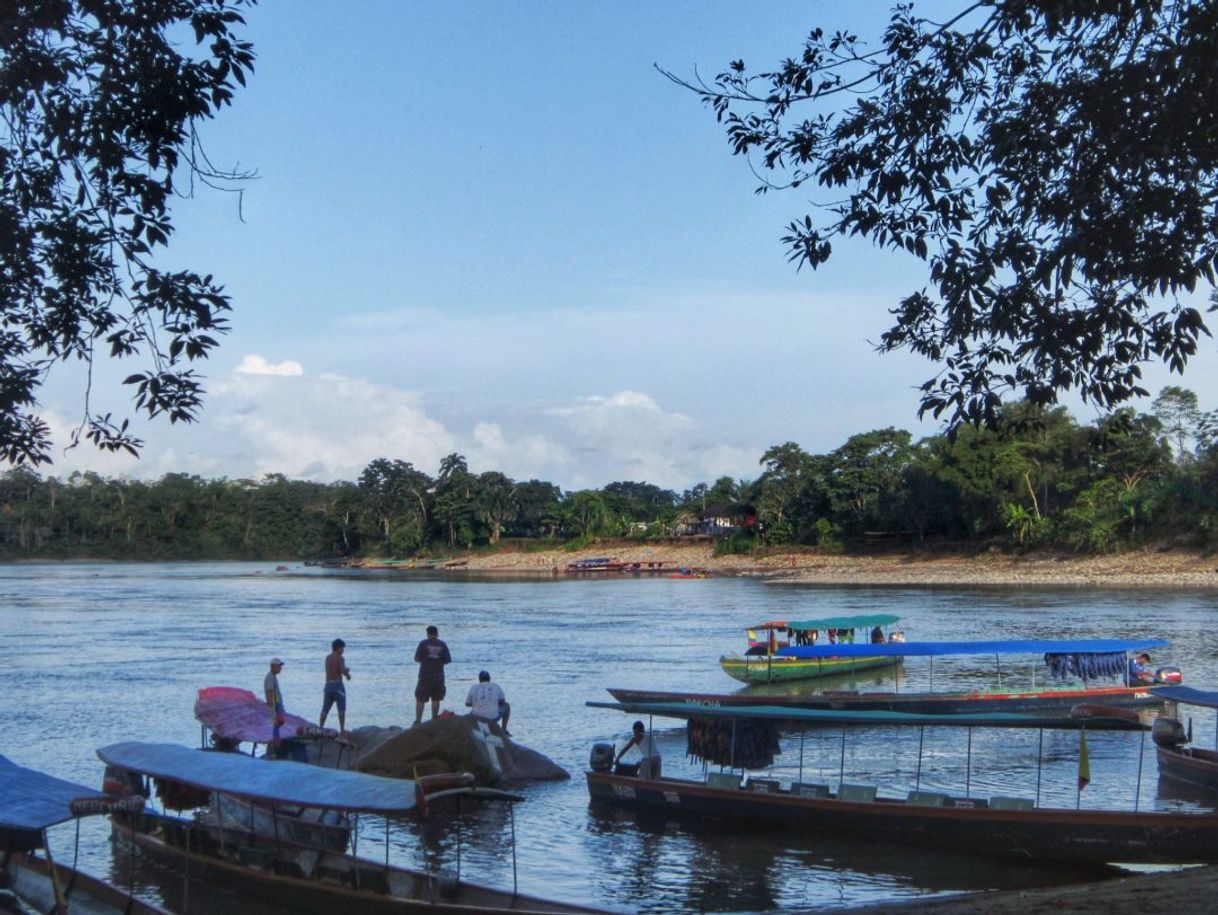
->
[264, 657, 285, 748]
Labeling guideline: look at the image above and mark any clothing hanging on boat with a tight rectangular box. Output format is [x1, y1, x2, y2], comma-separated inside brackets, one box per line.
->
[686, 716, 780, 769]
[1043, 652, 1127, 681]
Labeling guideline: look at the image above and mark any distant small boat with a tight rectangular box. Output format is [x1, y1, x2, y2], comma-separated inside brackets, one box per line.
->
[719, 614, 902, 684]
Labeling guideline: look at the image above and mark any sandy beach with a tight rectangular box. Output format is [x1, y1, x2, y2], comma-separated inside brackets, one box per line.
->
[453, 543, 1218, 589]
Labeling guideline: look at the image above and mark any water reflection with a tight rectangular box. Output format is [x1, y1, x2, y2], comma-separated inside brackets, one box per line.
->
[586, 801, 1125, 912]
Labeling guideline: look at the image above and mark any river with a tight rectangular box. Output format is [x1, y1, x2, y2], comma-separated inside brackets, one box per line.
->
[3, 562, 1217, 913]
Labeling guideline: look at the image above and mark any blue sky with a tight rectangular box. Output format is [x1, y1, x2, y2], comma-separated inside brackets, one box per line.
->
[41, 2, 1217, 490]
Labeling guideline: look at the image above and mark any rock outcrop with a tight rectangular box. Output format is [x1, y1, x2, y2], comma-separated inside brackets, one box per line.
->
[309, 715, 568, 786]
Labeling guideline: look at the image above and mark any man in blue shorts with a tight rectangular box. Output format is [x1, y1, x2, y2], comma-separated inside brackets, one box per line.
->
[320, 638, 351, 731]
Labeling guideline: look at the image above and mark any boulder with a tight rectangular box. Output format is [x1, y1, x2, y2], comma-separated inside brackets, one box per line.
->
[348, 715, 568, 786]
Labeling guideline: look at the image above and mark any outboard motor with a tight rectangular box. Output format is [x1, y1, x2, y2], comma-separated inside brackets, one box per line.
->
[1152, 717, 1189, 748]
[589, 742, 615, 773]
[1156, 666, 1183, 684]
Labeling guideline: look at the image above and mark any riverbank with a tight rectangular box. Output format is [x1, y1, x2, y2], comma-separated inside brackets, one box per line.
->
[450, 544, 1218, 588]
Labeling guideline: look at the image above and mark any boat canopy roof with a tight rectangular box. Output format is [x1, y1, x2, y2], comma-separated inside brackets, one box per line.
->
[98, 742, 422, 815]
[779, 638, 1169, 659]
[1153, 685, 1218, 709]
[0, 755, 109, 836]
[748, 613, 901, 632]
[586, 700, 1149, 731]
[195, 685, 330, 744]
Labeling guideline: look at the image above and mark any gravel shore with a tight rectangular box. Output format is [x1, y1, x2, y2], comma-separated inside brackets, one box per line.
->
[454, 544, 1218, 589]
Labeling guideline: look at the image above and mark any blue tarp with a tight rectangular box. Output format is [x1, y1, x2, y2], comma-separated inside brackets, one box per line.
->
[97, 742, 420, 815]
[1155, 686, 1218, 709]
[586, 701, 1149, 730]
[0, 755, 108, 835]
[779, 638, 1169, 659]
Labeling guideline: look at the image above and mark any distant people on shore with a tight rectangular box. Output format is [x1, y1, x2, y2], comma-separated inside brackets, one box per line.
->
[413, 624, 451, 726]
[320, 638, 351, 731]
[465, 670, 511, 736]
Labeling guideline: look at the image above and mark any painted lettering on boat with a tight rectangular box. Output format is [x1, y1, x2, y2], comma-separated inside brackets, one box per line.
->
[663, 791, 681, 804]
[612, 784, 637, 800]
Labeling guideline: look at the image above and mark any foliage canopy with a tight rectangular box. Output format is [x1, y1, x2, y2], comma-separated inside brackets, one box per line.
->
[0, 0, 256, 464]
[665, 0, 1218, 426]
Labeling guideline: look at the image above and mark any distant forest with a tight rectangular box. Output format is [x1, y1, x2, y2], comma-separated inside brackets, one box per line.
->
[2, 389, 1216, 561]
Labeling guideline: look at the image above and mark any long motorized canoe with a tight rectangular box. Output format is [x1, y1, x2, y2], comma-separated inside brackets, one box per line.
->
[98, 742, 610, 915]
[643, 637, 1178, 716]
[584, 697, 1216, 866]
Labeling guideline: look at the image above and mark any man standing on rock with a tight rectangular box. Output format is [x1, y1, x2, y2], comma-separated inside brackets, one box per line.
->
[320, 638, 351, 732]
[413, 625, 451, 726]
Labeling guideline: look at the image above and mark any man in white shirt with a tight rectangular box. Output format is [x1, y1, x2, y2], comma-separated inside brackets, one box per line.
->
[613, 720, 661, 778]
[465, 670, 511, 736]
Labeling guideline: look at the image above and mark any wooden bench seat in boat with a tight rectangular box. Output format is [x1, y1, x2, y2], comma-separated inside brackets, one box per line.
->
[990, 796, 1035, 810]
[706, 772, 743, 790]
[747, 778, 782, 793]
[836, 784, 878, 803]
[792, 783, 831, 799]
[907, 790, 949, 807]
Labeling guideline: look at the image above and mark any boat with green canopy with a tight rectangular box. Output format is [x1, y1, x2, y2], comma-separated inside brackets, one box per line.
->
[719, 613, 901, 684]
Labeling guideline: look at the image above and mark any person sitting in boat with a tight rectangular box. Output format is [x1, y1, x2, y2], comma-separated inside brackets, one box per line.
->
[870, 625, 885, 644]
[1128, 652, 1155, 685]
[613, 720, 661, 779]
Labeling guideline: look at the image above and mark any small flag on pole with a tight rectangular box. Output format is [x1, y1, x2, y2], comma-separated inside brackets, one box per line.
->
[1078, 730, 1091, 791]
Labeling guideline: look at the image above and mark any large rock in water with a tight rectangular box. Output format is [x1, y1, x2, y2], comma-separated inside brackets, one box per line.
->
[331, 716, 569, 786]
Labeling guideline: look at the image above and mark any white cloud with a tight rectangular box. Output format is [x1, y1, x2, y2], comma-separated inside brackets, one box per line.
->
[235, 354, 304, 376]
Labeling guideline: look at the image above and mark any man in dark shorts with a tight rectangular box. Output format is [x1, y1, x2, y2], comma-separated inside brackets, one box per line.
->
[413, 625, 451, 726]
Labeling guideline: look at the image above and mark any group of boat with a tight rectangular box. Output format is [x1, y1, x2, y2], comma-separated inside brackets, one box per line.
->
[586, 614, 1218, 868]
[12, 612, 1218, 913]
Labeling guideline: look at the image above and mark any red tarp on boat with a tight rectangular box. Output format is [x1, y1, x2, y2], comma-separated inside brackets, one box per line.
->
[195, 686, 323, 744]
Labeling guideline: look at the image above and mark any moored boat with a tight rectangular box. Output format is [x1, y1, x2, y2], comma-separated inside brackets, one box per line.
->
[676, 637, 1179, 713]
[98, 741, 610, 915]
[719, 614, 902, 684]
[0, 754, 167, 915]
[584, 701, 1218, 865]
[1152, 685, 1218, 794]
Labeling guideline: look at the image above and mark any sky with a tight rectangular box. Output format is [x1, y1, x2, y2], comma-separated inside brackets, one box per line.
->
[38, 2, 1218, 492]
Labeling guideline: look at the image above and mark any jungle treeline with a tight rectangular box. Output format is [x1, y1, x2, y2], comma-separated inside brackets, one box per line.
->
[2, 390, 1215, 561]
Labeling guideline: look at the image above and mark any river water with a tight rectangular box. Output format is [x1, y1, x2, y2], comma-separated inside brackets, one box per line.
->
[4, 562, 1218, 913]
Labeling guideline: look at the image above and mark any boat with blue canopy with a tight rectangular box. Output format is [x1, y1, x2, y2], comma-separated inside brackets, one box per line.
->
[720, 613, 902, 684]
[97, 742, 611, 915]
[0, 755, 165, 915]
[583, 695, 1218, 866]
[616, 637, 1179, 716]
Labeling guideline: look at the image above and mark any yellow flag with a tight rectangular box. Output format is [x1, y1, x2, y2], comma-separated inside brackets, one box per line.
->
[1078, 730, 1091, 791]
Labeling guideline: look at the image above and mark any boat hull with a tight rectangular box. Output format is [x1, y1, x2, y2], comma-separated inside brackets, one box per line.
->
[3, 853, 169, 915]
[110, 812, 605, 915]
[1157, 744, 1218, 793]
[610, 684, 1167, 716]
[585, 771, 1218, 865]
[719, 654, 898, 684]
